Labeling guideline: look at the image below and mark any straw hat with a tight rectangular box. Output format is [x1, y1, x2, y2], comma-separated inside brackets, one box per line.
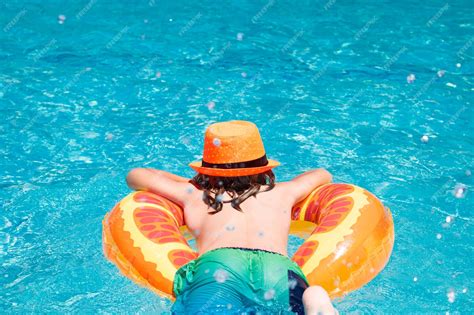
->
[189, 120, 280, 177]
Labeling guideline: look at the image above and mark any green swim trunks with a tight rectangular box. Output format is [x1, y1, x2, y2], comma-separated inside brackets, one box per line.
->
[172, 247, 309, 314]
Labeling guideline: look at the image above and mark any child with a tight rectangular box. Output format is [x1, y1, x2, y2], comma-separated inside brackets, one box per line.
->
[126, 120, 338, 314]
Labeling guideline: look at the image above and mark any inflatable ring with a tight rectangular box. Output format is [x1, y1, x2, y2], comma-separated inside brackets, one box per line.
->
[102, 183, 394, 300]
[291, 183, 394, 298]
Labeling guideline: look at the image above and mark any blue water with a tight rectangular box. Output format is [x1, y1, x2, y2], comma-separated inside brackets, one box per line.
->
[1, 0, 473, 313]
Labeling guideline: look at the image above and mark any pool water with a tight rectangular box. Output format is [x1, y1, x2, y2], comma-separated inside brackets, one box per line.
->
[1, 0, 473, 313]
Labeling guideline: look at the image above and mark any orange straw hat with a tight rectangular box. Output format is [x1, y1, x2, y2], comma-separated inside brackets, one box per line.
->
[189, 120, 280, 177]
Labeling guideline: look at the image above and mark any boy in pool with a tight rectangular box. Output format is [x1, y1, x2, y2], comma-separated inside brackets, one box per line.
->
[126, 120, 338, 314]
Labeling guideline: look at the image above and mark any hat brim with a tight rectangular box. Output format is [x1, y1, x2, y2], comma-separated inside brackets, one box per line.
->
[189, 159, 280, 177]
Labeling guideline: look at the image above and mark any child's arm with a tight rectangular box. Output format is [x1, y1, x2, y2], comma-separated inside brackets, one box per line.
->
[126, 168, 193, 207]
[145, 168, 190, 183]
[286, 168, 333, 204]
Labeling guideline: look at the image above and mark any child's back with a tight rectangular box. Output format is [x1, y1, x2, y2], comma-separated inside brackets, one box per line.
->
[184, 173, 330, 256]
[126, 120, 337, 314]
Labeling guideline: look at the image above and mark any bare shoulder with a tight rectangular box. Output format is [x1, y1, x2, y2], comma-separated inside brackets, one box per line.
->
[258, 182, 297, 205]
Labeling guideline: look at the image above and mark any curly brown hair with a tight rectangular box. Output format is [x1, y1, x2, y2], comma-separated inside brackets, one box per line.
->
[189, 170, 276, 214]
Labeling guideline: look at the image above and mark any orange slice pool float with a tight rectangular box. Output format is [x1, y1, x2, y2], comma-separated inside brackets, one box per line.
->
[102, 183, 394, 300]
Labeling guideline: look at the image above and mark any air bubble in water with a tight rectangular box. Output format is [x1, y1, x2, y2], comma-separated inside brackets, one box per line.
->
[447, 288, 455, 303]
[452, 184, 467, 199]
[58, 15, 66, 24]
[462, 288, 467, 293]
[442, 215, 454, 229]
[88, 100, 98, 106]
[227, 304, 232, 310]
[214, 269, 229, 283]
[156, 72, 161, 78]
[241, 72, 247, 78]
[236, 33, 244, 41]
[264, 288, 275, 300]
[413, 277, 418, 282]
[207, 101, 215, 110]
[421, 135, 429, 143]
[466, 170, 471, 177]
[436, 233, 442, 240]
[407, 74, 416, 83]
[437, 70, 445, 77]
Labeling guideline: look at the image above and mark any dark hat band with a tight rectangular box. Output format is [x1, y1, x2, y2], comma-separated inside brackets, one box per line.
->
[201, 154, 268, 169]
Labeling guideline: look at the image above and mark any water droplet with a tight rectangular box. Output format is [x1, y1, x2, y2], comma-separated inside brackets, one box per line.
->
[413, 277, 418, 282]
[437, 70, 445, 77]
[436, 233, 442, 240]
[407, 74, 416, 83]
[447, 288, 455, 303]
[462, 288, 467, 293]
[207, 101, 215, 110]
[456, 63, 461, 68]
[225, 224, 235, 231]
[213, 137, 221, 146]
[213, 269, 229, 283]
[236, 32, 244, 41]
[169, 18, 173, 22]
[288, 279, 298, 289]
[88, 100, 98, 106]
[421, 135, 429, 143]
[446, 215, 453, 223]
[264, 288, 275, 300]
[452, 184, 467, 199]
